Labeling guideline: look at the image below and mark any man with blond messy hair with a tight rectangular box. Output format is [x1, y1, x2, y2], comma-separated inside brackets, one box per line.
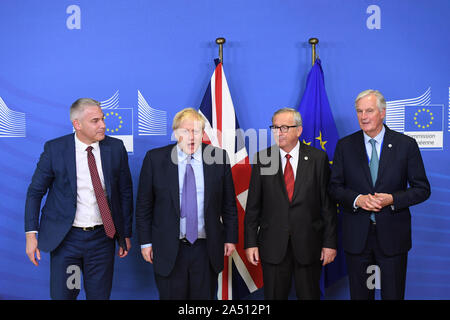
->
[135, 108, 238, 299]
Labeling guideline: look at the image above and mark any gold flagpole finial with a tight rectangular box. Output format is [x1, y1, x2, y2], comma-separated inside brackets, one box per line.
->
[216, 37, 226, 64]
[308, 38, 319, 66]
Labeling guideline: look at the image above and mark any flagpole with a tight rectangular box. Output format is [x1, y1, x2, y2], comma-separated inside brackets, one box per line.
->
[216, 37, 226, 63]
[308, 37, 319, 66]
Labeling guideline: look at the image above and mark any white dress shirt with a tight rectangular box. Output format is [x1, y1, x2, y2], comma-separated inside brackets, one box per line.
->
[279, 140, 300, 180]
[72, 133, 105, 228]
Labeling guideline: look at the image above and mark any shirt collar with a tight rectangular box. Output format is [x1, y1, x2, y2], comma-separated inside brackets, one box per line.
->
[74, 133, 100, 152]
[177, 144, 202, 163]
[279, 140, 300, 159]
[363, 125, 385, 145]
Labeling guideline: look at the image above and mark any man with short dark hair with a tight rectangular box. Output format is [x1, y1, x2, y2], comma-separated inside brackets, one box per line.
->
[329, 89, 431, 299]
[25, 98, 133, 299]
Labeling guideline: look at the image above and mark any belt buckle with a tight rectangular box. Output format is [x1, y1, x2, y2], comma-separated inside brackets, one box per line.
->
[82, 226, 95, 231]
[180, 238, 192, 245]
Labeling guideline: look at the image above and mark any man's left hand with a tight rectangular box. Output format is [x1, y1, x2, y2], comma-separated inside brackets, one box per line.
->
[118, 238, 132, 258]
[224, 243, 236, 257]
[320, 248, 337, 266]
[374, 193, 394, 208]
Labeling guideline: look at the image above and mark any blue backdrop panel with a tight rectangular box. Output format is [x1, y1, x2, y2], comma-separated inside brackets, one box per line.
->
[0, 0, 449, 299]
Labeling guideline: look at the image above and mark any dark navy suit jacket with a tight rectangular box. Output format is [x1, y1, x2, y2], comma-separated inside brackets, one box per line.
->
[24, 133, 133, 252]
[329, 125, 431, 256]
[135, 143, 238, 277]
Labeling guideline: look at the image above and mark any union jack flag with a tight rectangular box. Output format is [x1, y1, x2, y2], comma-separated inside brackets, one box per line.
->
[199, 59, 264, 300]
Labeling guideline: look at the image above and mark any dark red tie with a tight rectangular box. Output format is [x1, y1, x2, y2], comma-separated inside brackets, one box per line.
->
[86, 146, 116, 239]
[284, 154, 294, 202]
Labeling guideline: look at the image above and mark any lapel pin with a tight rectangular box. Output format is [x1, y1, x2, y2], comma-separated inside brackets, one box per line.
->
[388, 144, 392, 148]
[304, 156, 308, 160]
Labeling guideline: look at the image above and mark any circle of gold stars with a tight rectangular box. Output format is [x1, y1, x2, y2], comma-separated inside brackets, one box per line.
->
[104, 112, 123, 133]
[413, 108, 434, 129]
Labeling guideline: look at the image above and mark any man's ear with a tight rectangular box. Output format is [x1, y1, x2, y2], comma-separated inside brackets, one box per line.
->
[297, 126, 303, 138]
[72, 119, 81, 131]
[174, 129, 183, 144]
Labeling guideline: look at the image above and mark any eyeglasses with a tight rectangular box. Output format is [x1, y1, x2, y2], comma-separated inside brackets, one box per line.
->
[269, 125, 298, 133]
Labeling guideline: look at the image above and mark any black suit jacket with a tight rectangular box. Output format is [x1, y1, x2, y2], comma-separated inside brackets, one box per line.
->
[329, 125, 431, 256]
[244, 142, 337, 265]
[135, 143, 238, 277]
[25, 134, 133, 252]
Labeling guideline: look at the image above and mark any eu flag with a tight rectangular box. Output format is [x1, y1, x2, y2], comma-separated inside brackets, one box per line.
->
[298, 59, 338, 158]
[297, 58, 346, 296]
[404, 105, 443, 132]
[103, 108, 134, 152]
[104, 108, 133, 135]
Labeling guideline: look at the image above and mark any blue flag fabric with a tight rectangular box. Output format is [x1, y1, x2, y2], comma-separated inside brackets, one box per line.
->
[104, 108, 133, 135]
[404, 105, 442, 132]
[297, 58, 346, 297]
[298, 59, 338, 158]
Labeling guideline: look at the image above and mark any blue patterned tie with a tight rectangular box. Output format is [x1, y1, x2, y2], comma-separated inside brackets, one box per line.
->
[369, 139, 378, 223]
[180, 156, 198, 244]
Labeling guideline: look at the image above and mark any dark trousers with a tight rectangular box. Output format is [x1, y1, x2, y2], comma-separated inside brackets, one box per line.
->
[154, 239, 218, 300]
[345, 224, 408, 300]
[262, 239, 322, 300]
[50, 226, 115, 300]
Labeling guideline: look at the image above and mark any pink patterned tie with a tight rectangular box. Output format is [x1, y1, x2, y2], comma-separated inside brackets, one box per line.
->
[86, 146, 116, 239]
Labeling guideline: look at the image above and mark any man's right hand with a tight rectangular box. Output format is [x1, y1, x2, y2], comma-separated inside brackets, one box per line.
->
[245, 247, 260, 266]
[141, 246, 153, 264]
[25, 233, 40, 266]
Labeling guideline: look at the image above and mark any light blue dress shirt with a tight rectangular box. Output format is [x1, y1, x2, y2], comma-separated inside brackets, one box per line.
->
[177, 145, 206, 240]
[141, 145, 205, 249]
[363, 125, 385, 163]
[353, 126, 385, 209]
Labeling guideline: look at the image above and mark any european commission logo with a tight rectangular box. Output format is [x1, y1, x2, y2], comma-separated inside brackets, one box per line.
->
[104, 111, 131, 135]
[137, 90, 167, 136]
[405, 107, 442, 131]
[404, 105, 443, 148]
[386, 88, 444, 149]
[99, 90, 168, 151]
[100, 91, 134, 153]
[0, 96, 26, 138]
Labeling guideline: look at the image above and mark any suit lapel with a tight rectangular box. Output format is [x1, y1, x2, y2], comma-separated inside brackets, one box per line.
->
[273, 145, 291, 203]
[376, 126, 394, 187]
[99, 140, 112, 199]
[64, 134, 77, 199]
[292, 143, 307, 203]
[202, 143, 214, 214]
[355, 131, 373, 187]
[168, 144, 181, 217]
